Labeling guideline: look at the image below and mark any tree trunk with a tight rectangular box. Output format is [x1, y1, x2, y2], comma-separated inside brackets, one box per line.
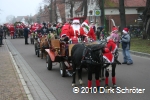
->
[97, 0, 105, 26]
[50, 0, 52, 23]
[119, 0, 126, 33]
[83, 0, 87, 19]
[70, 0, 73, 18]
[142, 0, 150, 39]
[54, 0, 57, 23]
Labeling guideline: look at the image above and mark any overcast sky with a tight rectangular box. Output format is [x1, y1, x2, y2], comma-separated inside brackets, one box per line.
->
[0, 0, 47, 24]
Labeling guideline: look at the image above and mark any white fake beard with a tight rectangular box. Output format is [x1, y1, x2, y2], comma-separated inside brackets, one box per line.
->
[72, 24, 80, 35]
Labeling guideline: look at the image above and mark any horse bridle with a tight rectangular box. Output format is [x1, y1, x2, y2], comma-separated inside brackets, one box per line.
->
[81, 44, 104, 65]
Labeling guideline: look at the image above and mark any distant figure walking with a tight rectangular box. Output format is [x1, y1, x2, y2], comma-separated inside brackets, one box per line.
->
[24, 26, 29, 45]
[0, 25, 3, 46]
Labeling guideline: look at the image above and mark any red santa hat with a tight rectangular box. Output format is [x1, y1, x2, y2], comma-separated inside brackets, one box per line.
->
[82, 20, 89, 26]
[122, 28, 129, 34]
[72, 18, 80, 24]
[112, 26, 118, 32]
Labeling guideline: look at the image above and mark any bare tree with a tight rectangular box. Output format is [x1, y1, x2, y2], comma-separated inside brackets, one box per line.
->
[142, 0, 150, 39]
[25, 15, 33, 24]
[43, 0, 51, 4]
[54, 0, 58, 23]
[6, 15, 15, 23]
[119, 0, 126, 33]
[65, 0, 75, 18]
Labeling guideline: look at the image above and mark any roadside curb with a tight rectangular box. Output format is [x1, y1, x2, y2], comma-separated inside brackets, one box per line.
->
[118, 48, 150, 58]
[5, 41, 34, 100]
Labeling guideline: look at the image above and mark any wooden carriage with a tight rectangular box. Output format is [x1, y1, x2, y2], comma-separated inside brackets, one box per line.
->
[45, 38, 100, 77]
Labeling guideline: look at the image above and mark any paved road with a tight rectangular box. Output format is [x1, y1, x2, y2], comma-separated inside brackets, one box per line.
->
[6, 38, 150, 100]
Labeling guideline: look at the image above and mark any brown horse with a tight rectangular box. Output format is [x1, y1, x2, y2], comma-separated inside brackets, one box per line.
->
[40, 33, 56, 59]
[39, 35, 49, 59]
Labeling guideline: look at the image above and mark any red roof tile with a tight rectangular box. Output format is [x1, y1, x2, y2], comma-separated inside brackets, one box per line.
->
[105, 0, 146, 7]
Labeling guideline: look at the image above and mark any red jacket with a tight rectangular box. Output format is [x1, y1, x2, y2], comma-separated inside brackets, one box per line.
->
[106, 39, 117, 53]
[60, 23, 71, 37]
[87, 27, 96, 40]
[9, 25, 15, 33]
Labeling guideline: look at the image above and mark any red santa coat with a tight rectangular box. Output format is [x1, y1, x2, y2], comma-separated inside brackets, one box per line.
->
[106, 39, 117, 53]
[9, 25, 15, 36]
[103, 39, 117, 63]
[60, 24, 87, 43]
[60, 23, 71, 37]
[87, 27, 96, 40]
[68, 26, 87, 43]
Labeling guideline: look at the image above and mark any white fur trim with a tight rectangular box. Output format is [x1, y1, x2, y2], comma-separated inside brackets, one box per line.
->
[123, 30, 127, 34]
[112, 45, 117, 53]
[61, 34, 66, 37]
[106, 36, 111, 41]
[82, 22, 88, 27]
[103, 55, 114, 63]
[73, 20, 80, 24]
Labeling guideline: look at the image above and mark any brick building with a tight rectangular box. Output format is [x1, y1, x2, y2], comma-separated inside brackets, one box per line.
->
[65, 0, 146, 32]
[36, 0, 146, 32]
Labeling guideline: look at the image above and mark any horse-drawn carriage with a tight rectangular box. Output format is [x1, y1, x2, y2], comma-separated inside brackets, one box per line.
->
[41, 19, 120, 88]
[44, 35, 121, 89]
[34, 31, 55, 59]
[45, 38, 106, 76]
[14, 22, 25, 38]
[30, 23, 42, 44]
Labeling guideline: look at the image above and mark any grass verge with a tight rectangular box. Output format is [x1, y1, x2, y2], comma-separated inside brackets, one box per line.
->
[130, 38, 150, 54]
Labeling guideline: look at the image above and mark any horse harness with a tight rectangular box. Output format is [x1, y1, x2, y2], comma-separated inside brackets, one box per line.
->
[81, 44, 103, 65]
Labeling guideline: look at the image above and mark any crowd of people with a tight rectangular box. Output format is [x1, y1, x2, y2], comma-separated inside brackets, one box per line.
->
[0, 18, 133, 65]
[0, 18, 134, 90]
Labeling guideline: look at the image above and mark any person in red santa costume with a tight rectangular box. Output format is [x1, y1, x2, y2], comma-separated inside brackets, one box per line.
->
[102, 36, 121, 88]
[9, 24, 15, 39]
[60, 18, 87, 43]
[81, 20, 96, 41]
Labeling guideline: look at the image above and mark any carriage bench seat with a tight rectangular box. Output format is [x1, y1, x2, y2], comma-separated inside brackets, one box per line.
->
[51, 39, 60, 50]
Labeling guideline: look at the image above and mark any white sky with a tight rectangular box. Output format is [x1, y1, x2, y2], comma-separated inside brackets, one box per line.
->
[0, 0, 47, 24]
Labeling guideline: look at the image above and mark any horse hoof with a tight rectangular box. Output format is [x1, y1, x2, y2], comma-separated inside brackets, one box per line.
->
[113, 84, 117, 88]
[72, 83, 76, 87]
[79, 79, 83, 85]
[104, 84, 109, 89]
[99, 78, 101, 81]
[101, 77, 105, 80]
[99, 77, 105, 81]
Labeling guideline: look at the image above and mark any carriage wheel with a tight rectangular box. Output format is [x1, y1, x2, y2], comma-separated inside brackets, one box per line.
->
[60, 62, 66, 77]
[46, 55, 52, 70]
